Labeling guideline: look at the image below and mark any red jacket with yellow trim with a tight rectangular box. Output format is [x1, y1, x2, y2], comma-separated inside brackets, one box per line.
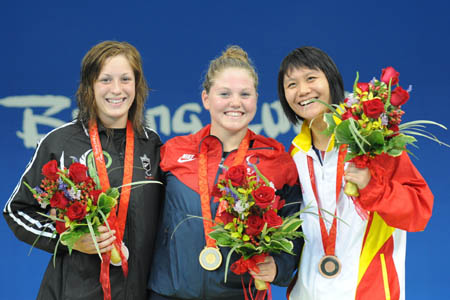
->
[288, 122, 433, 300]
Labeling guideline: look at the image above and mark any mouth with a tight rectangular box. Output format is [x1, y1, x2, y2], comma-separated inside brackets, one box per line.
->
[224, 111, 244, 117]
[299, 98, 318, 107]
[106, 97, 126, 104]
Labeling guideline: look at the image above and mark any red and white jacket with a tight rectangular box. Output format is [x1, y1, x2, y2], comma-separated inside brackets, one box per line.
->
[288, 122, 433, 300]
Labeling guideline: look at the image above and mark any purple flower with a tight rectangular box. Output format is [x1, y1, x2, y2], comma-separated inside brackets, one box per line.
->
[34, 186, 44, 194]
[345, 93, 359, 107]
[380, 113, 389, 126]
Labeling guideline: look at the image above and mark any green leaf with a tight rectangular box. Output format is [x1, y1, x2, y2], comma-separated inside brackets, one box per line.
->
[389, 134, 416, 150]
[86, 215, 102, 261]
[281, 218, 302, 233]
[366, 130, 385, 150]
[106, 187, 120, 199]
[97, 193, 117, 215]
[335, 120, 356, 144]
[322, 113, 337, 136]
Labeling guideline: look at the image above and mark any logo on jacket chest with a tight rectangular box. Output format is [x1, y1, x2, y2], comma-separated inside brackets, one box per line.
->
[177, 154, 196, 163]
[140, 154, 154, 179]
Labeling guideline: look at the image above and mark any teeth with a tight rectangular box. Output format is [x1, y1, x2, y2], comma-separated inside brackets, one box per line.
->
[107, 98, 125, 104]
[300, 98, 319, 106]
[225, 112, 243, 117]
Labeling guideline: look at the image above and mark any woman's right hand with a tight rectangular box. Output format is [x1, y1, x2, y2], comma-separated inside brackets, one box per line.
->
[72, 225, 116, 254]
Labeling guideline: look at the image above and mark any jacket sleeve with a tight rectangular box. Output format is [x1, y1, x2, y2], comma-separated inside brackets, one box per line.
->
[272, 182, 304, 286]
[357, 152, 433, 232]
[3, 135, 68, 254]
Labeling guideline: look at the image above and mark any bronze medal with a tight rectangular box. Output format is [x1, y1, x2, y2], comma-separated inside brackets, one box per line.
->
[318, 255, 341, 278]
[199, 247, 222, 271]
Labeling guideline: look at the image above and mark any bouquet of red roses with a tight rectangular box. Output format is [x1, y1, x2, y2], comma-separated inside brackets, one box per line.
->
[24, 159, 122, 263]
[317, 66, 448, 196]
[209, 163, 303, 294]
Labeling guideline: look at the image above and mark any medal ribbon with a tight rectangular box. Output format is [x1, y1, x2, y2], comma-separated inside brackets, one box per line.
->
[198, 130, 250, 248]
[89, 120, 134, 300]
[307, 145, 346, 256]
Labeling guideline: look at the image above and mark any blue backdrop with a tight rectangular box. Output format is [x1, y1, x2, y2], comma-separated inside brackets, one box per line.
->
[1, 1, 449, 299]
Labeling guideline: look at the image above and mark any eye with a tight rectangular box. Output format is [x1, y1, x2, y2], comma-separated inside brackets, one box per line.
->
[98, 77, 111, 83]
[241, 92, 251, 98]
[121, 76, 133, 83]
[219, 92, 230, 98]
[286, 82, 296, 89]
[306, 76, 317, 82]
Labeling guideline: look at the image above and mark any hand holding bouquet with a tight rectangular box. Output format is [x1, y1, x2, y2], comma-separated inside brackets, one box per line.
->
[316, 66, 448, 196]
[209, 163, 303, 295]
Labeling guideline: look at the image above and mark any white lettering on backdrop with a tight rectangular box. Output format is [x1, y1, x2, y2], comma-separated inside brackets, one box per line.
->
[0, 95, 300, 149]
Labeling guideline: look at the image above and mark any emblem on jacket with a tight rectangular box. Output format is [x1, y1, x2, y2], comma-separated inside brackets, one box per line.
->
[140, 154, 153, 179]
[177, 154, 196, 163]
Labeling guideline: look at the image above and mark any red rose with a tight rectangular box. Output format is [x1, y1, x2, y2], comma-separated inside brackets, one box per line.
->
[42, 160, 59, 180]
[246, 215, 264, 236]
[357, 82, 370, 93]
[341, 108, 359, 121]
[225, 165, 247, 186]
[67, 202, 87, 221]
[218, 211, 234, 225]
[69, 163, 89, 183]
[252, 186, 275, 209]
[211, 185, 223, 199]
[277, 199, 286, 210]
[362, 98, 385, 119]
[55, 220, 68, 234]
[90, 189, 102, 205]
[390, 86, 410, 106]
[380, 66, 399, 86]
[263, 209, 283, 228]
[50, 191, 69, 209]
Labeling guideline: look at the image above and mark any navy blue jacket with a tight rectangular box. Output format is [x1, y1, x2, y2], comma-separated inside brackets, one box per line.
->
[148, 125, 303, 299]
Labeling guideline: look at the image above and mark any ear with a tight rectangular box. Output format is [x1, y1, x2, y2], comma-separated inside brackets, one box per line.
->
[201, 90, 210, 110]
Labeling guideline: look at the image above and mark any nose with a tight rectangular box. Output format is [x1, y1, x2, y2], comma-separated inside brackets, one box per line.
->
[111, 79, 121, 94]
[229, 94, 241, 107]
[297, 82, 311, 97]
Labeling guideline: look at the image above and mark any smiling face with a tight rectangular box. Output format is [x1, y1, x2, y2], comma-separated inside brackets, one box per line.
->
[93, 55, 135, 128]
[202, 67, 257, 140]
[283, 66, 331, 124]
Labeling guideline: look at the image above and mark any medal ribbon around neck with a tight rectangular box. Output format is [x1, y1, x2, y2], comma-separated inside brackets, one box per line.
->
[306, 145, 346, 257]
[89, 119, 134, 300]
[198, 131, 250, 248]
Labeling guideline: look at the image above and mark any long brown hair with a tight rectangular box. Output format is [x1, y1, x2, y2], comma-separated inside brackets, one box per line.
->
[75, 40, 149, 133]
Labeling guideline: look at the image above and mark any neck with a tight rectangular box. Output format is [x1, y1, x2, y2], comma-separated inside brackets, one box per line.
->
[306, 116, 330, 151]
[211, 127, 248, 152]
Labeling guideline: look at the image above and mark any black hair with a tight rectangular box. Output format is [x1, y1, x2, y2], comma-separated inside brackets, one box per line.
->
[277, 46, 344, 125]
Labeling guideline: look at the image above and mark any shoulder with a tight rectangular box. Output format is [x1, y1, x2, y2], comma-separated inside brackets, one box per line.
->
[142, 126, 163, 146]
[252, 133, 286, 153]
[37, 121, 83, 148]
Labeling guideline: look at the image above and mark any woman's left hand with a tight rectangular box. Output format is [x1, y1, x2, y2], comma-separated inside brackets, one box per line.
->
[249, 255, 277, 283]
[344, 163, 371, 190]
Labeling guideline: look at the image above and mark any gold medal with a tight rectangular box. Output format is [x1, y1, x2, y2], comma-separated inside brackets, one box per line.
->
[318, 255, 341, 278]
[199, 247, 222, 271]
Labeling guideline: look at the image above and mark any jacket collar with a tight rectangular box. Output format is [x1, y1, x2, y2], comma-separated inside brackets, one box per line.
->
[80, 120, 149, 140]
[291, 121, 335, 154]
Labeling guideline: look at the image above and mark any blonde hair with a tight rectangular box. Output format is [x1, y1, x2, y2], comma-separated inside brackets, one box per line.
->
[202, 45, 258, 93]
[76, 40, 149, 133]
